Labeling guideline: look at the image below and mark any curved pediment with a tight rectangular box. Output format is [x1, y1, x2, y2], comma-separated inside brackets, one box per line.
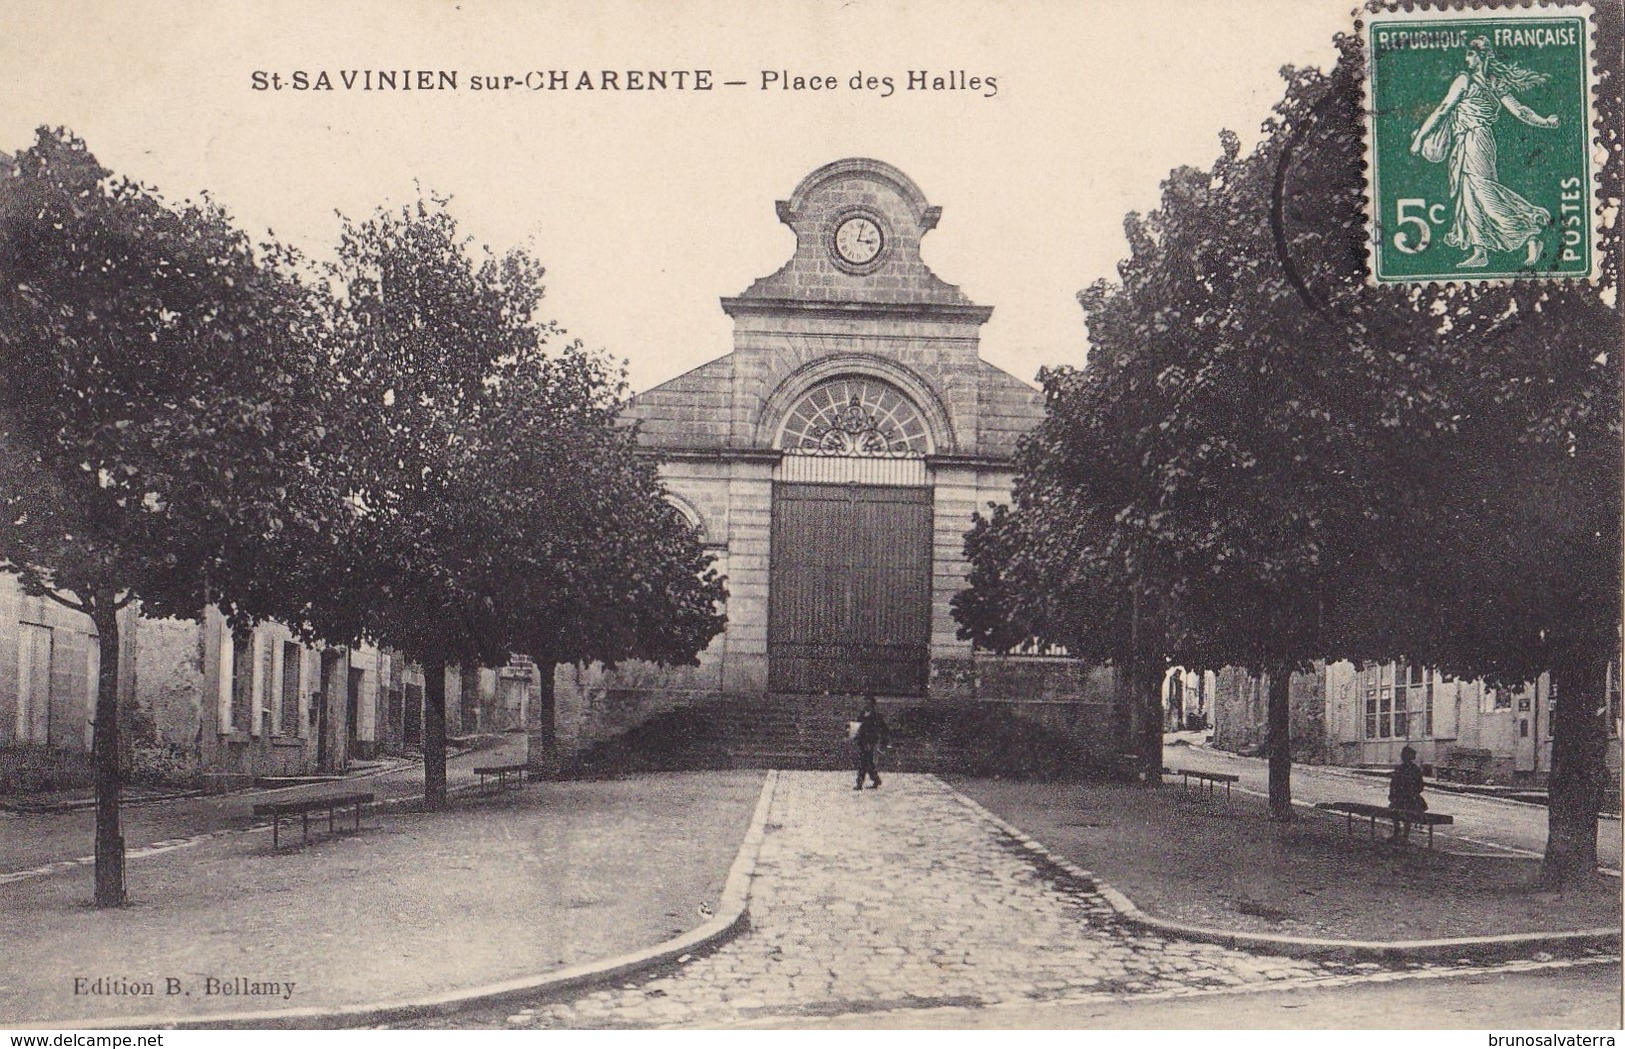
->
[725, 157, 986, 317]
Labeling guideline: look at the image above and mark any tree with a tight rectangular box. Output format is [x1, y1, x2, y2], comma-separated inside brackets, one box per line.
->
[959, 144, 1384, 802]
[316, 198, 724, 805]
[1066, 113, 1391, 818]
[1267, 21, 1620, 879]
[512, 446, 728, 771]
[0, 128, 332, 905]
[952, 503, 1046, 658]
[954, 379, 1178, 784]
[410, 329, 726, 774]
[961, 11, 1619, 865]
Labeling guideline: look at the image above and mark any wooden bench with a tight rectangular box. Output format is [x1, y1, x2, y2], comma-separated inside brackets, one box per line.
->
[474, 763, 527, 792]
[253, 791, 374, 850]
[1163, 767, 1240, 802]
[1315, 800, 1453, 849]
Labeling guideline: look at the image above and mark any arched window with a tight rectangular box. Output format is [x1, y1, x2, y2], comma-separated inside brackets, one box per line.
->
[777, 376, 931, 457]
[662, 495, 705, 543]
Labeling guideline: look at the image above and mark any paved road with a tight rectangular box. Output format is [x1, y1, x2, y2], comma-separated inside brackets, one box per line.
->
[763, 958, 1623, 1029]
[451, 772, 1613, 1030]
[1166, 743, 1624, 870]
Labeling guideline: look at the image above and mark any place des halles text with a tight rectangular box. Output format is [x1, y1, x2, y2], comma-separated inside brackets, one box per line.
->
[248, 68, 998, 97]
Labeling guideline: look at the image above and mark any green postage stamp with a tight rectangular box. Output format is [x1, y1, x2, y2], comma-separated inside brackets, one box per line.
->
[1365, 3, 1599, 283]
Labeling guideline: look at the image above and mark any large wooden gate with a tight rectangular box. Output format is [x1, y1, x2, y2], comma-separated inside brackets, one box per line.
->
[768, 481, 932, 695]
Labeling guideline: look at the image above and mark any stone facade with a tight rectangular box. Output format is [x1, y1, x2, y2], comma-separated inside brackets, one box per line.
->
[1210, 659, 1624, 787]
[0, 577, 112, 790]
[1210, 665, 1330, 764]
[555, 158, 1094, 761]
[0, 571, 513, 791]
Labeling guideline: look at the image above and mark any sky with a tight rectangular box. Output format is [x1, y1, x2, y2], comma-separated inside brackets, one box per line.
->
[0, 0, 1351, 392]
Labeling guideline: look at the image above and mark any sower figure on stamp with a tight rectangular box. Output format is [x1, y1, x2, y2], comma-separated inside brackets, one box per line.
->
[1388, 745, 1428, 843]
[1409, 36, 1560, 270]
[853, 693, 889, 790]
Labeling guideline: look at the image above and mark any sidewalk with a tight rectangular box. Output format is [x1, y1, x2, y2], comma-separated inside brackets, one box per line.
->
[953, 774, 1621, 944]
[1, 770, 765, 1026]
[1163, 740, 1623, 871]
[0, 737, 520, 875]
[440, 772, 1619, 1032]
[5, 745, 1617, 1030]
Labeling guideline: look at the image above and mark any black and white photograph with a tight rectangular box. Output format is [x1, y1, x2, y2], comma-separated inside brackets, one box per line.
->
[0, 0, 1619, 1036]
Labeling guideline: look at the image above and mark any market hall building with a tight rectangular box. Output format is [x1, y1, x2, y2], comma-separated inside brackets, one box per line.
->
[551, 158, 1118, 760]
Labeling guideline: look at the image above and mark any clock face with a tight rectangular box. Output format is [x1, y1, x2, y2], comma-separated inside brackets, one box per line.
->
[833, 216, 884, 266]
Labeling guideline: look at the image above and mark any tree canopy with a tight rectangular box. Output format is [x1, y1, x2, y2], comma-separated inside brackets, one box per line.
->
[311, 198, 725, 802]
[958, 19, 1620, 874]
[0, 127, 334, 904]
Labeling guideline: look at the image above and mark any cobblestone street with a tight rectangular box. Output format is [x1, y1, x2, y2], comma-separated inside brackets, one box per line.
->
[476, 772, 1554, 1029]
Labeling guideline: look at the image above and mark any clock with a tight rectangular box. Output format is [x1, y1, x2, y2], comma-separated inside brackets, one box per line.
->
[833, 215, 884, 267]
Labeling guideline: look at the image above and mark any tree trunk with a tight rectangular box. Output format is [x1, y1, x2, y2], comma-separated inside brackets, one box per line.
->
[422, 658, 448, 810]
[1265, 663, 1294, 822]
[1541, 647, 1610, 887]
[1112, 662, 1136, 780]
[527, 661, 558, 777]
[1113, 655, 1164, 784]
[90, 598, 125, 908]
[1137, 659, 1165, 785]
[459, 661, 479, 734]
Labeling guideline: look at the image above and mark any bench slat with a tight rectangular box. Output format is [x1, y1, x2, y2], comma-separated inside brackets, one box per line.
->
[1163, 768, 1240, 783]
[1314, 801, 1452, 825]
[253, 792, 374, 817]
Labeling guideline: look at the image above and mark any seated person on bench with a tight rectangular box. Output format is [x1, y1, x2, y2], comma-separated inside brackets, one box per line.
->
[1388, 745, 1427, 842]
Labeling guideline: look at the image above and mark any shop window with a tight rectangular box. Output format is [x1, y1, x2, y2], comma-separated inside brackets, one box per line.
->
[1366, 664, 1434, 739]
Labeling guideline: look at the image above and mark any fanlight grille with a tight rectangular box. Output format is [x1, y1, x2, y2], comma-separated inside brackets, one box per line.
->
[777, 377, 931, 458]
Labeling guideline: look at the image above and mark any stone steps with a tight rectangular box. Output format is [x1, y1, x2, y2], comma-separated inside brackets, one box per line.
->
[685, 694, 979, 772]
[574, 693, 1027, 775]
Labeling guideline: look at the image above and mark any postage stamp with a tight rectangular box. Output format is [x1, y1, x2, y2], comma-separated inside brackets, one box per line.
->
[1365, 3, 1599, 283]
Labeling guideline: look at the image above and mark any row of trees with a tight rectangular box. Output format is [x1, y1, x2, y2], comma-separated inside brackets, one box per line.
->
[0, 129, 725, 907]
[954, 26, 1621, 886]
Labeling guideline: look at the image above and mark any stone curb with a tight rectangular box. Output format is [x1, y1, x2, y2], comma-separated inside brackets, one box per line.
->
[1, 779, 505, 888]
[0, 789, 208, 815]
[0, 758, 424, 815]
[936, 776, 1622, 965]
[43, 770, 781, 1031]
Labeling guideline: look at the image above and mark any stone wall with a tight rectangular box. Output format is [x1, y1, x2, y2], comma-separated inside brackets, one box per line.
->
[554, 652, 1123, 764]
[1210, 664, 1329, 763]
[0, 578, 107, 751]
[725, 318, 982, 457]
[129, 614, 205, 754]
[553, 659, 722, 756]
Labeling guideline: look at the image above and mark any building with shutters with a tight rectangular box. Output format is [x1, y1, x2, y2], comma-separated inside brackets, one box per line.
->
[1209, 659, 1623, 793]
[0, 570, 523, 791]
[551, 158, 1121, 762]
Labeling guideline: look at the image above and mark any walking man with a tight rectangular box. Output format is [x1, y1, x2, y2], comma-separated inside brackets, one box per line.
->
[854, 693, 889, 790]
